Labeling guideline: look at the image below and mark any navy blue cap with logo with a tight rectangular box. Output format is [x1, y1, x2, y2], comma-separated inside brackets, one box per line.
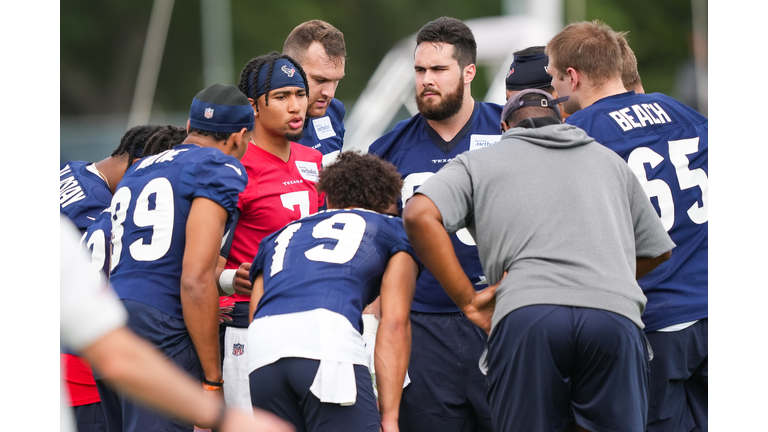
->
[505, 52, 552, 91]
[189, 84, 254, 133]
[247, 58, 306, 100]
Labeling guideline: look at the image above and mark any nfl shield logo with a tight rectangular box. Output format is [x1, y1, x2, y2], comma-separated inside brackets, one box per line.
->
[204, 107, 214, 119]
[233, 343, 244, 357]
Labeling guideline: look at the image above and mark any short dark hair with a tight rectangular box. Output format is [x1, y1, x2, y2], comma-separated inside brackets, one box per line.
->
[142, 125, 188, 157]
[187, 127, 232, 143]
[504, 93, 560, 126]
[283, 20, 346, 66]
[513, 45, 545, 57]
[237, 51, 309, 109]
[416, 17, 477, 69]
[112, 125, 164, 169]
[316, 152, 404, 214]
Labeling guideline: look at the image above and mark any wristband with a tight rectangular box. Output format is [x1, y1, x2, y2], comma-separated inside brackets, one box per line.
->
[203, 377, 224, 391]
[219, 269, 237, 295]
[204, 377, 224, 386]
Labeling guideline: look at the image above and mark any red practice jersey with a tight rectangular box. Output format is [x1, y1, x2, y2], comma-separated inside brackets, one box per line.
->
[226, 142, 324, 302]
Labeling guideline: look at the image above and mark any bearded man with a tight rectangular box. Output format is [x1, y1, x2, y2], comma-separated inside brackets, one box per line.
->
[368, 16, 502, 432]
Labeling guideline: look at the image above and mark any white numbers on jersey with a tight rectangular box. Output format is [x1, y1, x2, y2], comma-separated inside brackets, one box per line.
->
[305, 213, 366, 264]
[280, 191, 311, 218]
[110, 187, 132, 271]
[130, 178, 175, 261]
[402, 172, 476, 246]
[79, 229, 108, 287]
[668, 138, 708, 225]
[110, 178, 175, 270]
[270, 223, 302, 277]
[627, 137, 708, 231]
[85, 229, 107, 274]
[270, 213, 367, 276]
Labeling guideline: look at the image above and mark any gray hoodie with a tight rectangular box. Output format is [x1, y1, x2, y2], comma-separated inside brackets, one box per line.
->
[417, 123, 675, 333]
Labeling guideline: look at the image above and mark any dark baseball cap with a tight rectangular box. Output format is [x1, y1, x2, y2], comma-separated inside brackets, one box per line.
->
[505, 52, 552, 91]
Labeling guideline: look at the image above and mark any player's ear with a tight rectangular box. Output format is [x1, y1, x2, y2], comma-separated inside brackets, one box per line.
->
[500, 120, 509, 132]
[186, 119, 190, 133]
[231, 128, 247, 146]
[463, 63, 476, 84]
[566, 67, 579, 90]
[248, 98, 258, 116]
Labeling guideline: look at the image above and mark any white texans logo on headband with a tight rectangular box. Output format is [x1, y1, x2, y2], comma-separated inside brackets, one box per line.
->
[281, 65, 295, 77]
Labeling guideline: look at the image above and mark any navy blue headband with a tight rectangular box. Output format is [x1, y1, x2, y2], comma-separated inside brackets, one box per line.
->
[188, 84, 254, 133]
[247, 58, 305, 99]
[506, 52, 552, 91]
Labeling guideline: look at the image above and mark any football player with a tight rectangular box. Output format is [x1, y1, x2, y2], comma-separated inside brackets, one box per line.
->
[81, 125, 189, 286]
[216, 52, 324, 411]
[368, 16, 501, 432]
[283, 20, 347, 167]
[548, 21, 708, 432]
[95, 84, 251, 432]
[247, 152, 418, 432]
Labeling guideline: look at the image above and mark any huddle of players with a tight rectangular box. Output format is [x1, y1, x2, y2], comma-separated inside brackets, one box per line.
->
[59, 16, 707, 432]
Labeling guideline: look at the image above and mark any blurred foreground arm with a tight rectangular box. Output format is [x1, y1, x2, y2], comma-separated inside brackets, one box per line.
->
[83, 327, 293, 431]
[60, 216, 294, 432]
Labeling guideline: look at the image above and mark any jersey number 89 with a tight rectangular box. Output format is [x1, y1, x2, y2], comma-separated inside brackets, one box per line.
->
[110, 178, 175, 271]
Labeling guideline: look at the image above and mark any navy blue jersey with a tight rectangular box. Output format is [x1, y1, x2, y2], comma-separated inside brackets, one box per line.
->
[81, 208, 112, 279]
[296, 98, 345, 166]
[250, 209, 418, 332]
[566, 91, 708, 331]
[109, 144, 247, 320]
[369, 101, 503, 313]
[60, 161, 112, 232]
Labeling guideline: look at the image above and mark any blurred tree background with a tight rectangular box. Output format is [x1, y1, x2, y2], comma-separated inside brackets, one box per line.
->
[60, 0, 704, 161]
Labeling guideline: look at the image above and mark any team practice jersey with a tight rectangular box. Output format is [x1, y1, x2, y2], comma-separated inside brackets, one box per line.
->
[60, 161, 113, 407]
[566, 91, 708, 331]
[81, 208, 112, 285]
[369, 101, 502, 313]
[250, 208, 418, 332]
[109, 144, 247, 319]
[224, 142, 324, 302]
[296, 98, 345, 167]
[60, 161, 112, 230]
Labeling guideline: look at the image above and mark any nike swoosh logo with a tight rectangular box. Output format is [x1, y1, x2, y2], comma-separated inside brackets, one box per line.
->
[86, 216, 95, 220]
[225, 164, 242, 176]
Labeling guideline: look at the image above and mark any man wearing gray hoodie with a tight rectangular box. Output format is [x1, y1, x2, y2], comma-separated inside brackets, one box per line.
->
[402, 89, 675, 432]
